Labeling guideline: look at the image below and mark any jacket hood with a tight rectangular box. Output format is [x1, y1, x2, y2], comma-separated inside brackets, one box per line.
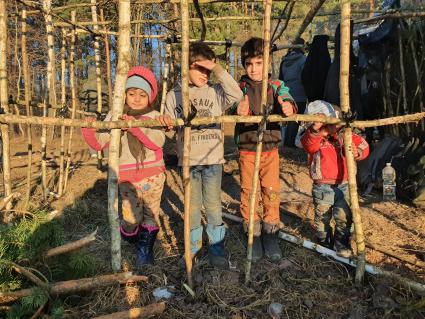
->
[283, 51, 305, 67]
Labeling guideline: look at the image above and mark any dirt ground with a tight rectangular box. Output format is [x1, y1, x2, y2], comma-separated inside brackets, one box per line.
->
[2, 125, 425, 318]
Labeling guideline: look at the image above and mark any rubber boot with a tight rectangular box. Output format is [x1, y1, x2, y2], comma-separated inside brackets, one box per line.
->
[179, 226, 203, 269]
[120, 225, 140, 244]
[316, 230, 334, 249]
[262, 223, 282, 263]
[334, 232, 352, 258]
[135, 225, 159, 266]
[244, 221, 263, 262]
[206, 224, 228, 269]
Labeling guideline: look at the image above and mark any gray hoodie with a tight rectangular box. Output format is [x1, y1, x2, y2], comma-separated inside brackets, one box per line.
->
[165, 64, 243, 166]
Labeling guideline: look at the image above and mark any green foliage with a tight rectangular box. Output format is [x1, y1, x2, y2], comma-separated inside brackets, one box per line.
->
[1, 209, 102, 317]
[0, 210, 65, 291]
[7, 288, 48, 319]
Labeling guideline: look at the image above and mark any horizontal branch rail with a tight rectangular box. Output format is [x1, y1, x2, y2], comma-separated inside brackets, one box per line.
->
[0, 112, 423, 129]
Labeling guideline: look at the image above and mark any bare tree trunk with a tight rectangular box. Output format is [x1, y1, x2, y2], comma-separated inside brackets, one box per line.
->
[21, 9, 33, 207]
[100, 9, 113, 110]
[245, 0, 273, 285]
[42, 0, 56, 201]
[180, 0, 194, 289]
[0, 0, 12, 209]
[369, 0, 375, 17]
[64, 11, 78, 192]
[160, 43, 171, 114]
[58, 29, 67, 197]
[107, 0, 131, 271]
[292, 0, 327, 42]
[14, 13, 21, 103]
[340, 0, 365, 285]
[91, 0, 104, 169]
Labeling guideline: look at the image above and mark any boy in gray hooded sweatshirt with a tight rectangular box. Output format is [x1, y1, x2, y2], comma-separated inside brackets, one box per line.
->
[159, 42, 243, 269]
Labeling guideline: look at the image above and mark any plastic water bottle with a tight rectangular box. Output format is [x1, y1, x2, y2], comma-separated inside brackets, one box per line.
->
[382, 163, 396, 201]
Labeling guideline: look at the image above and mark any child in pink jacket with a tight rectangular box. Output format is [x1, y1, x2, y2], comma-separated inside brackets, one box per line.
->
[82, 66, 165, 267]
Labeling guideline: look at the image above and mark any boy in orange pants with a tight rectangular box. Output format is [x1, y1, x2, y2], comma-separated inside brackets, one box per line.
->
[233, 37, 296, 262]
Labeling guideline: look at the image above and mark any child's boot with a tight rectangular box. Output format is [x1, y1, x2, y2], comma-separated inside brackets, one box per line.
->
[262, 223, 282, 263]
[244, 221, 263, 262]
[316, 230, 333, 249]
[206, 224, 228, 269]
[333, 231, 352, 258]
[120, 225, 140, 245]
[179, 226, 203, 269]
[135, 225, 159, 266]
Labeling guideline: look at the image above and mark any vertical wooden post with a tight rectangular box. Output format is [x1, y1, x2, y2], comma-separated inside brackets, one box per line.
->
[245, 0, 273, 285]
[159, 43, 171, 115]
[369, 0, 375, 17]
[233, 48, 238, 79]
[64, 11, 77, 192]
[0, 0, 12, 209]
[180, 0, 194, 289]
[340, 0, 365, 285]
[22, 9, 33, 207]
[107, 0, 131, 271]
[100, 9, 113, 110]
[58, 29, 67, 197]
[14, 13, 21, 105]
[42, 0, 56, 200]
[91, 0, 104, 169]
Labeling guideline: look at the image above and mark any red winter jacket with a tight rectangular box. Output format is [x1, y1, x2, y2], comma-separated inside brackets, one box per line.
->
[300, 128, 369, 184]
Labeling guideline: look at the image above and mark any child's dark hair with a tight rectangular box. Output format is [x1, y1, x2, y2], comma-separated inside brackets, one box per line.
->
[241, 37, 263, 66]
[189, 42, 216, 65]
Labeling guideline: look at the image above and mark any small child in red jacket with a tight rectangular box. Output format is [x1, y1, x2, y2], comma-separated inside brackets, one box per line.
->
[300, 100, 369, 257]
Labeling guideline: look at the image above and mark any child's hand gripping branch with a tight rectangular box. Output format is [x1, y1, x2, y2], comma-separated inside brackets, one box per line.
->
[156, 114, 174, 130]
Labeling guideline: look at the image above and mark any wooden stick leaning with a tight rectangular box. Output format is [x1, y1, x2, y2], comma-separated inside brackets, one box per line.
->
[58, 29, 67, 197]
[245, 0, 273, 285]
[100, 9, 113, 109]
[180, 0, 194, 290]
[0, 0, 12, 210]
[44, 229, 97, 258]
[91, 0, 104, 170]
[340, 0, 366, 285]
[107, 0, 131, 271]
[92, 302, 166, 319]
[63, 11, 77, 192]
[42, 0, 55, 201]
[159, 43, 171, 115]
[291, 0, 327, 42]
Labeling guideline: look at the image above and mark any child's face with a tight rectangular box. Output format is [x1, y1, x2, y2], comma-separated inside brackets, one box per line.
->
[126, 88, 149, 110]
[244, 56, 264, 81]
[189, 61, 210, 87]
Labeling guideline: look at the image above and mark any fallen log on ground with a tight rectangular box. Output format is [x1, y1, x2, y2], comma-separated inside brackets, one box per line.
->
[0, 272, 148, 304]
[222, 213, 425, 295]
[44, 228, 97, 258]
[92, 302, 166, 319]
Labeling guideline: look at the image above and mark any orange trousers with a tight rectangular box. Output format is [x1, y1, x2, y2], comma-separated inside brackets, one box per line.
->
[239, 148, 281, 233]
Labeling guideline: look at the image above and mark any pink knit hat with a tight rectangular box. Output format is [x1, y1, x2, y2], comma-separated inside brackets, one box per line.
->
[127, 66, 158, 102]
